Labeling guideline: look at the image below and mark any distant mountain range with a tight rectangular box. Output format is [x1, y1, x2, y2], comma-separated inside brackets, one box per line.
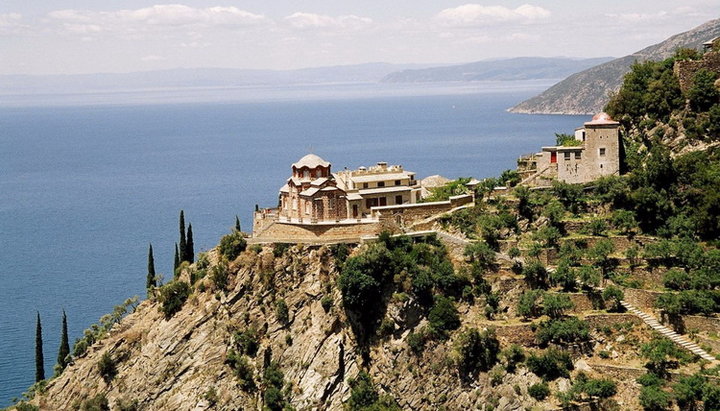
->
[0, 57, 616, 96]
[0, 63, 434, 95]
[380, 57, 614, 83]
[510, 18, 720, 115]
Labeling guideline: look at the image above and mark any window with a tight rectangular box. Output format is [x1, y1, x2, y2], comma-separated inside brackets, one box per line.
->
[599, 148, 606, 156]
[305, 200, 311, 215]
[363, 183, 368, 189]
[292, 198, 297, 210]
[395, 195, 403, 205]
[564, 152, 571, 161]
[303, 170, 309, 178]
[395, 180, 401, 186]
[575, 152, 581, 159]
[378, 181, 385, 187]
[366, 198, 379, 208]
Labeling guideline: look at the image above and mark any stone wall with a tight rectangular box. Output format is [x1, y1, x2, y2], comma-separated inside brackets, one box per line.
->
[622, 288, 663, 310]
[493, 323, 536, 346]
[584, 313, 643, 329]
[674, 51, 720, 92]
[675, 315, 720, 334]
[252, 220, 381, 244]
[373, 194, 473, 227]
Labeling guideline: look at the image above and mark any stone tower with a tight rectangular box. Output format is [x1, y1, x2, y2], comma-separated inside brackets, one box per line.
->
[581, 112, 620, 181]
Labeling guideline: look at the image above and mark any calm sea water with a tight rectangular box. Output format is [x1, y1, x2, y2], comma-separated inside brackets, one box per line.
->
[0, 82, 583, 405]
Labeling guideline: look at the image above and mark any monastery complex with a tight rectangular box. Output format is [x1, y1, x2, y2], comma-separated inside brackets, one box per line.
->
[252, 112, 620, 243]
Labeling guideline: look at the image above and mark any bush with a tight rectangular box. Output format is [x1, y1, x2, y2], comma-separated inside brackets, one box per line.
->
[639, 385, 670, 410]
[536, 317, 590, 345]
[97, 352, 117, 383]
[233, 328, 259, 357]
[210, 260, 230, 291]
[455, 328, 500, 379]
[272, 242, 291, 258]
[528, 382, 550, 400]
[428, 296, 460, 336]
[550, 261, 577, 291]
[527, 349, 574, 381]
[612, 209, 638, 235]
[464, 241, 496, 270]
[218, 231, 247, 261]
[226, 350, 255, 390]
[407, 330, 427, 354]
[501, 344, 525, 372]
[116, 398, 139, 411]
[157, 281, 191, 319]
[602, 285, 625, 312]
[80, 394, 109, 411]
[14, 402, 39, 411]
[542, 293, 574, 319]
[345, 371, 402, 410]
[321, 295, 333, 312]
[587, 218, 608, 236]
[517, 290, 544, 320]
[275, 299, 289, 325]
[523, 260, 548, 289]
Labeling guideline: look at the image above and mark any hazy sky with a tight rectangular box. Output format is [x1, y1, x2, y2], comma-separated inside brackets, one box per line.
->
[1, 1, 718, 75]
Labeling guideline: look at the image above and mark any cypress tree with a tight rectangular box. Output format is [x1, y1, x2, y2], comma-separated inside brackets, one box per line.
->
[185, 224, 194, 263]
[35, 312, 45, 382]
[235, 216, 241, 232]
[146, 243, 156, 290]
[179, 210, 187, 263]
[174, 243, 180, 272]
[56, 310, 70, 373]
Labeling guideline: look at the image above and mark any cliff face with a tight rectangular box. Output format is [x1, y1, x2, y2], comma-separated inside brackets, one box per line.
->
[509, 18, 720, 115]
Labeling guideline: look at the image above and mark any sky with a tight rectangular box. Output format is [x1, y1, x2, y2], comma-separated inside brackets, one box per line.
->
[0, 1, 718, 75]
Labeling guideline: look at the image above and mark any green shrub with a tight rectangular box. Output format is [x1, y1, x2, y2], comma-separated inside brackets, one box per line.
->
[321, 295, 333, 312]
[428, 296, 460, 336]
[523, 260, 548, 289]
[14, 402, 39, 411]
[464, 241, 496, 270]
[587, 218, 608, 236]
[157, 281, 191, 319]
[226, 350, 255, 390]
[345, 371, 401, 411]
[407, 330, 427, 354]
[527, 349, 574, 381]
[97, 352, 117, 383]
[273, 243, 291, 258]
[489, 364, 505, 386]
[549, 261, 577, 291]
[116, 398, 139, 411]
[455, 328, 500, 379]
[542, 293, 574, 319]
[501, 344, 525, 372]
[517, 290, 544, 319]
[639, 385, 670, 410]
[528, 382, 550, 400]
[536, 317, 590, 345]
[602, 285, 625, 312]
[233, 328, 259, 357]
[80, 394, 109, 411]
[275, 299, 289, 325]
[218, 231, 247, 261]
[210, 260, 230, 291]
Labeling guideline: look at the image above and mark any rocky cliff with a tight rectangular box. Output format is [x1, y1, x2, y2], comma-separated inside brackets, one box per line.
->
[509, 18, 720, 115]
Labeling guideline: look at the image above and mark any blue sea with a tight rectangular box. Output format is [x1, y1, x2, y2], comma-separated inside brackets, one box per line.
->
[0, 81, 583, 405]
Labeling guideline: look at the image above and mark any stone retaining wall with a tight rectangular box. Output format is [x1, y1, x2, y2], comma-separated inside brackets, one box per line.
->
[674, 51, 720, 92]
[584, 313, 642, 329]
[252, 220, 382, 243]
[492, 323, 536, 346]
[622, 288, 663, 310]
[677, 315, 720, 334]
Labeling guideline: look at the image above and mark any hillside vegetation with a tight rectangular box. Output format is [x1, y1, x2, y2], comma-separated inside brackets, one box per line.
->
[10, 43, 720, 411]
[510, 18, 720, 114]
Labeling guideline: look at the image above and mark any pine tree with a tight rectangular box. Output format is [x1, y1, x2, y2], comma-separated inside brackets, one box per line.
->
[35, 312, 45, 382]
[147, 243, 157, 290]
[179, 210, 187, 263]
[235, 216, 241, 232]
[185, 224, 194, 263]
[56, 310, 70, 373]
[174, 243, 180, 272]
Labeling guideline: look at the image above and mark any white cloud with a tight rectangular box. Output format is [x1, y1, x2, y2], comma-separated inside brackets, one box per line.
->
[284, 12, 373, 31]
[47, 5, 268, 36]
[0, 12, 27, 34]
[437, 4, 550, 26]
[141, 55, 166, 61]
[606, 11, 669, 23]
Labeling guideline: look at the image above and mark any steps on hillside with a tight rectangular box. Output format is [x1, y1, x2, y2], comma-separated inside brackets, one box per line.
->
[621, 301, 717, 363]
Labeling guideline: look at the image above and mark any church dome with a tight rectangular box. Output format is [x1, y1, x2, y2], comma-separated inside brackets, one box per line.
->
[585, 112, 619, 126]
[292, 153, 330, 169]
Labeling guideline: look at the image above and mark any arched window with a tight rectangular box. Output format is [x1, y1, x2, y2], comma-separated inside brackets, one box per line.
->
[306, 200, 311, 215]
